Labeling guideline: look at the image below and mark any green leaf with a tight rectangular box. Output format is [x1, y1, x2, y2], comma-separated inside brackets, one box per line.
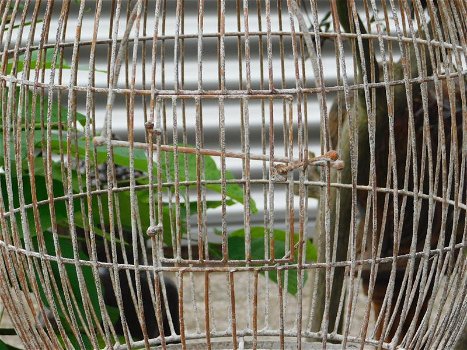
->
[0, 130, 43, 165]
[210, 227, 317, 295]
[31, 231, 123, 347]
[162, 150, 258, 213]
[86, 189, 185, 247]
[31, 158, 82, 193]
[0, 173, 69, 239]
[72, 212, 129, 247]
[45, 136, 149, 175]
[306, 238, 318, 263]
[32, 231, 103, 337]
[105, 305, 121, 326]
[0, 88, 86, 132]
[0, 338, 22, 350]
[6, 49, 70, 75]
[97, 145, 150, 175]
[4, 19, 43, 31]
[189, 199, 235, 213]
[0, 329, 16, 336]
[7, 39, 105, 74]
[44, 135, 254, 215]
[228, 227, 317, 263]
[31, 234, 121, 349]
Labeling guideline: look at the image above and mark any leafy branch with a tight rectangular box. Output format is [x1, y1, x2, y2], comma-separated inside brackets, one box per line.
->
[0, 2, 317, 346]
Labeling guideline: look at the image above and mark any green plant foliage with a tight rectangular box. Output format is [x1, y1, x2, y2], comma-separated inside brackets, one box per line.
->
[85, 188, 181, 247]
[31, 231, 118, 347]
[0, 130, 42, 166]
[161, 151, 258, 213]
[0, 8, 263, 343]
[0, 339, 22, 350]
[0, 87, 87, 164]
[46, 135, 257, 212]
[5, 49, 70, 75]
[209, 227, 317, 295]
[0, 173, 70, 239]
[0, 87, 87, 130]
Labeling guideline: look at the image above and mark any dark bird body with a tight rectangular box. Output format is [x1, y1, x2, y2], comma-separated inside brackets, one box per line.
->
[52, 152, 181, 343]
[99, 265, 179, 341]
[328, 75, 465, 342]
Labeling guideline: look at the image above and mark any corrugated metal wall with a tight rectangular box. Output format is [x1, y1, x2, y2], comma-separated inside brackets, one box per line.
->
[10, 0, 357, 237]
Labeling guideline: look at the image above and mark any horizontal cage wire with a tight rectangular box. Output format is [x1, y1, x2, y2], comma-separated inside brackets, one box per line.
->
[0, 0, 465, 349]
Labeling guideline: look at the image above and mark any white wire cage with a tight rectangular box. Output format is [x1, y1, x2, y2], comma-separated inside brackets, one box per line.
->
[0, 0, 466, 349]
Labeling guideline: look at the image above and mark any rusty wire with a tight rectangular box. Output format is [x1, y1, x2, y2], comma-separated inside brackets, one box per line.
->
[0, 0, 466, 349]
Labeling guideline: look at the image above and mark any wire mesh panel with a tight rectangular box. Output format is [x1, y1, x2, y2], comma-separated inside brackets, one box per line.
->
[0, 0, 465, 349]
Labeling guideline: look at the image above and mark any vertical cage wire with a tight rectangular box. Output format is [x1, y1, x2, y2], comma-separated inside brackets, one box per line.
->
[0, 0, 465, 349]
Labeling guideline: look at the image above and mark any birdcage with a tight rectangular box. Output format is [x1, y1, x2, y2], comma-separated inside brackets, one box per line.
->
[0, 0, 465, 349]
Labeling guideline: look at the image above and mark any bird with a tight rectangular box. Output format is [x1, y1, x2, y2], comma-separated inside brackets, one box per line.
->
[325, 60, 465, 343]
[50, 151, 181, 343]
[98, 263, 180, 341]
[50, 224, 181, 343]
[86, 180, 180, 341]
[82, 136, 180, 342]
[298, 1, 465, 342]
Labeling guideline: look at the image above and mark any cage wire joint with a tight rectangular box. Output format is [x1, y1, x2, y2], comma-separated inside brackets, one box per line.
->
[273, 150, 344, 176]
